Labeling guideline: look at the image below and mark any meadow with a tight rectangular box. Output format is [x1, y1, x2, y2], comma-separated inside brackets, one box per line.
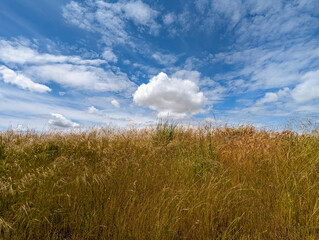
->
[1, 122, 319, 239]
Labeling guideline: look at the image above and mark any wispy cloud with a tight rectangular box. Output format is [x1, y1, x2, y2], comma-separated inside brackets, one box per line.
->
[163, 13, 176, 25]
[28, 64, 133, 92]
[173, 0, 319, 120]
[62, 0, 160, 46]
[0, 65, 51, 93]
[1, 0, 318, 129]
[170, 0, 319, 40]
[0, 39, 105, 65]
[151, 52, 178, 66]
[102, 48, 118, 63]
[0, 39, 135, 93]
[213, 39, 319, 90]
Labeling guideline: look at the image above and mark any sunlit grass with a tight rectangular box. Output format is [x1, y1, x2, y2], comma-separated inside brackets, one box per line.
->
[1, 122, 319, 239]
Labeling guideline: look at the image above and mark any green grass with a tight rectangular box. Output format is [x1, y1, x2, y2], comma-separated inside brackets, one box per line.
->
[1, 123, 319, 239]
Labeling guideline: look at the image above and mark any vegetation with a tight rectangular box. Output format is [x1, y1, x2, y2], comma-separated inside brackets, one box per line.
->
[1, 122, 319, 239]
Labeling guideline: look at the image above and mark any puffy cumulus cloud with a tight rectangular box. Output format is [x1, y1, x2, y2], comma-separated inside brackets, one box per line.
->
[171, 70, 226, 103]
[133, 72, 205, 118]
[102, 48, 118, 63]
[0, 65, 51, 93]
[292, 70, 319, 103]
[48, 113, 79, 128]
[256, 88, 290, 105]
[62, 0, 159, 45]
[27, 64, 134, 92]
[257, 92, 278, 105]
[0, 39, 105, 65]
[88, 106, 104, 116]
[111, 99, 120, 108]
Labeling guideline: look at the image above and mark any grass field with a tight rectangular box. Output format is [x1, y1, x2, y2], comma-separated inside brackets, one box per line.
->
[1, 122, 319, 239]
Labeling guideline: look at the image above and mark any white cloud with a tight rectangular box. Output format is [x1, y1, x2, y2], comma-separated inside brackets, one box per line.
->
[256, 92, 278, 105]
[194, 0, 210, 13]
[0, 85, 153, 130]
[28, 64, 134, 92]
[48, 113, 79, 128]
[171, 70, 201, 83]
[133, 72, 205, 118]
[0, 65, 51, 93]
[123, 0, 159, 32]
[0, 39, 134, 93]
[163, 13, 176, 25]
[211, 0, 245, 26]
[171, 70, 225, 103]
[102, 48, 118, 62]
[88, 106, 104, 116]
[62, 0, 159, 45]
[292, 70, 319, 102]
[187, 0, 318, 43]
[0, 39, 105, 65]
[111, 99, 120, 108]
[14, 124, 28, 132]
[258, 87, 291, 105]
[62, 1, 95, 31]
[235, 1, 318, 45]
[213, 39, 319, 91]
[151, 52, 178, 65]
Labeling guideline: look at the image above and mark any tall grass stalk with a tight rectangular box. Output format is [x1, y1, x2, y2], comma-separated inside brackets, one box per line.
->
[1, 124, 319, 239]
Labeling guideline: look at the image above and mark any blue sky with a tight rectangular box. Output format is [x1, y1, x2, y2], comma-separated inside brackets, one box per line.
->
[0, 0, 319, 130]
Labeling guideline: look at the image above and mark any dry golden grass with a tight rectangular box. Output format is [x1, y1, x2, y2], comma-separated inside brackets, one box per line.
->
[1, 122, 319, 239]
